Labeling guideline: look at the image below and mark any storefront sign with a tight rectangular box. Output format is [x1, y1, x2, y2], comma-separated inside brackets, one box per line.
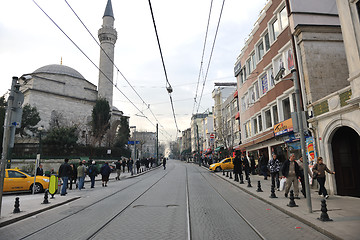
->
[274, 118, 293, 136]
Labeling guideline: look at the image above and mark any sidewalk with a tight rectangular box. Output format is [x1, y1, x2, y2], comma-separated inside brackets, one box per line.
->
[0, 166, 157, 227]
[212, 168, 360, 240]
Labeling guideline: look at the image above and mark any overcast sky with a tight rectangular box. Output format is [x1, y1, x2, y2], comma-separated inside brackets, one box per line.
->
[0, 0, 266, 143]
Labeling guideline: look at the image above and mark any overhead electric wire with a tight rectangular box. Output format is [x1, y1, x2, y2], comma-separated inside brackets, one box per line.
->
[32, 0, 172, 140]
[64, 0, 171, 138]
[196, 0, 226, 113]
[147, 0, 180, 133]
[192, 0, 214, 115]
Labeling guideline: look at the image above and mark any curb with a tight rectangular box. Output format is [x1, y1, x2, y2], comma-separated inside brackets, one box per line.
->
[205, 166, 342, 240]
[0, 196, 80, 228]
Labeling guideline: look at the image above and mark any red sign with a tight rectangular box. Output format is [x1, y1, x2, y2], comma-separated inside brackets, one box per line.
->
[210, 134, 215, 139]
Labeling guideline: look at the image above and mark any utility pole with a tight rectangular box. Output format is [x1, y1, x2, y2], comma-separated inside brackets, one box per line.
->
[156, 124, 159, 166]
[196, 125, 201, 166]
[292, 69, 312, 213]
[0, 77, 24, 217]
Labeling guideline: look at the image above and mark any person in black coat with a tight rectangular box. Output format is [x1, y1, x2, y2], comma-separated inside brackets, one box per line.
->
[241, 153, 250, 180]
[58, 158, 72, 196]
[100, 162, 112, 187]
[162, 157, 167, 170]
[36, 164, 44, 176]
[233, 151, 243, 183]
[259, 152, 269, 180]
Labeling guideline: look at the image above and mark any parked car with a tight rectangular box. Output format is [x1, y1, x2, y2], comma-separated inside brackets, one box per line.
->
[209, 157, 234, 172]
[3, 168, 50, 193]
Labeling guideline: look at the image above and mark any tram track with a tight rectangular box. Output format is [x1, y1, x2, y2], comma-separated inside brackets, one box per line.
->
[18, 166, 167, 240]
[194, 166, 266, 240]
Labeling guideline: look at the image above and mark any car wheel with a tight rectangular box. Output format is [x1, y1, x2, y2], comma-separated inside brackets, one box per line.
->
[30, 183, 43, 194]
[215, 166, 221, 172]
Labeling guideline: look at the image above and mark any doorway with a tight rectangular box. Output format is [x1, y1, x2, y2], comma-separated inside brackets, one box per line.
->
[331, 126, 360, 197]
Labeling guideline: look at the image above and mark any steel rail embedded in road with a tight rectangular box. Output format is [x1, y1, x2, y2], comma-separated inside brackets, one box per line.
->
[18, 167, 163, 240]
[195, 167, 267, 240]
[86, 167, 173, 239]
[185, 166, 192, 240]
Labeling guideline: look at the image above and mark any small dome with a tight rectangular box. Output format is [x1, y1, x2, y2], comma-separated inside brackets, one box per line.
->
[33, 64, 85, 79]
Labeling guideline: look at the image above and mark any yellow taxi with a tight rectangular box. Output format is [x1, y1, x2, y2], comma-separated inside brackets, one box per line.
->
[3, 168, 50, 194]
[209, 157, 234, 172]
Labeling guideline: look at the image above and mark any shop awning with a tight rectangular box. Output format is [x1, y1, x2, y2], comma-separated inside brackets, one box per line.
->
[214, 146, 223, 152]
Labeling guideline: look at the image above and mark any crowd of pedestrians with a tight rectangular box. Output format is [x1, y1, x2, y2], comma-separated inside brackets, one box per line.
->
[55, 157, 164, 196]
[221, 151, 335, 200]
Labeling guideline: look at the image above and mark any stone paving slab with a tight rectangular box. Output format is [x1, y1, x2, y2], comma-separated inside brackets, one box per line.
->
[208, 166, 360, 240]
[0, 166, 159, 227]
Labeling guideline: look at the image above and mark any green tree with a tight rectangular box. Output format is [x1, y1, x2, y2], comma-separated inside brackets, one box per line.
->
[114, 116, 130, 148]
[43, 126, 78, 155]
[113, 116, 131, 157]
[16, 104, 41, 137]
[91, 98, 111, 146]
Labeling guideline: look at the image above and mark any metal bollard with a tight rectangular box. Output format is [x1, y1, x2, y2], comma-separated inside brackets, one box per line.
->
[13, 197, 20, 213]
[269, 184, 277, 198]
[222, 169, 225, 176]
[229, 172, 233, 179]
[318, 199, 333, 221]
[226, 171, 229, 177]
[43, 189, 50, 204]
[287, 190, 298, 207]
[247, 177, 252, 187]
[256, 181, 263, 192]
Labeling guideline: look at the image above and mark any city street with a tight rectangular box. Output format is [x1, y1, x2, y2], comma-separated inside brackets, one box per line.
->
[0, 160, 330, 240]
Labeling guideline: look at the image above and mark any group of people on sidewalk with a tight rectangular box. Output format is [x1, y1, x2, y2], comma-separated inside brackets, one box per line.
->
[57, 159, 113, 196]
[233, 151, 335, 199]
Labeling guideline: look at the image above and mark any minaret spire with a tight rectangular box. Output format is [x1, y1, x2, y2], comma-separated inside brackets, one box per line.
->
[97, 0, 117, 108]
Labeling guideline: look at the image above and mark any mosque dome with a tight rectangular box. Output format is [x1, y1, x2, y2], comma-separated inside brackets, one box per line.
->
[33, 64, 85, 80]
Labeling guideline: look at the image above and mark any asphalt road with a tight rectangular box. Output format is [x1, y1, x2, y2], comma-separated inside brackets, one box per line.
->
[0, 160, 330, 240]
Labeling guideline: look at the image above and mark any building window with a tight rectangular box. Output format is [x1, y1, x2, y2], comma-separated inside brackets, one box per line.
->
[264, 32, 270, 51]
[249, 87, 255, 104]
[271, 18, 280, 41]
[257, 41, 264, 60]
[282, 97, 291, 120]
[272, 105, 279, 125]
[254, 81, 260, 100]
[268, 68, 275, 88]
[247, 59, 252, 76]
[253, 118, 258, 134]
[260, 73, 268, 95]
[240, 70, 244, 84]
[243, 66, 247, 80]
[251, 53, 256, 70]
[258, 114, 262, 132]
[279, 7, 288, 30]
[265, 109, 272, 128]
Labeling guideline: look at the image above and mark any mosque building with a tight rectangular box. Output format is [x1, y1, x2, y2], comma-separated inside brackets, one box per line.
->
[18, 0, 123, 146]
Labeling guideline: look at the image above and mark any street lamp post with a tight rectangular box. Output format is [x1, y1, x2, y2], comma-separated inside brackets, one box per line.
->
[33, 126, 43, 194]
[130, 126, 136, 161]
[275, 68, 312, 213]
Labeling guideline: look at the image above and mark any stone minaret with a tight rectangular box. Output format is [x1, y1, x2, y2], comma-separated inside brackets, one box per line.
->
[98, 0, 117, 108]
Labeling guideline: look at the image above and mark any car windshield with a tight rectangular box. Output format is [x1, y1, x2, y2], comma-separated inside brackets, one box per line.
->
[19, 170, 32, 177]
[221, 159, 230, 163]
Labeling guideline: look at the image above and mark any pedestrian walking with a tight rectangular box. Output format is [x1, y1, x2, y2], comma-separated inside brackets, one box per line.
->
[58, 158, 72, 196]
[233, 150, 243, 182]
[259, 152, 269, 180]
[281, 153, 301, 199]
[268, 154, 281, 190]
[100, 162, 111, 187]
[312, 157, 335, 199]
[136, 159, 141, 173]
[69, 164, 76, 190]
[77, 161, 86, 190]
[88, 161, 98, 188]
[163, 157, 167, 170]
[296, 156, 313, 197]
[127, 159, 131, 173]
[241, 153, 250, 180]
[115, 159, 122, 180]
[249, 154, 256, 175]
[122, 159, 126, 173]
[129, 158, 134, 175]
[36, 164, 44, 176]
